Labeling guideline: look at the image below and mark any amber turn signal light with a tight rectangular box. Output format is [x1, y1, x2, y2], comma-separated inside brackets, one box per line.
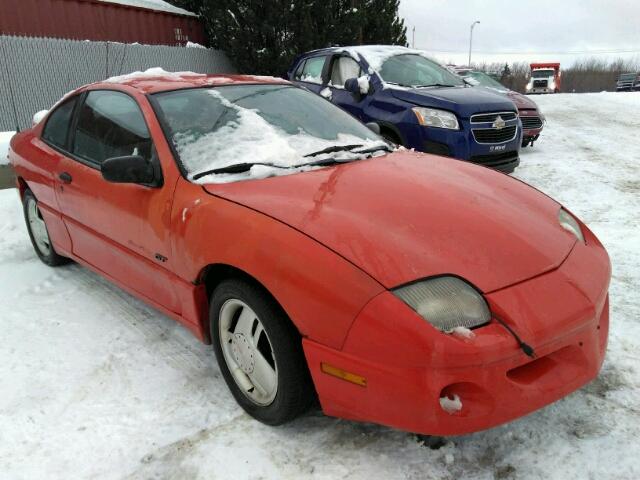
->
[320, 362, 367, 387]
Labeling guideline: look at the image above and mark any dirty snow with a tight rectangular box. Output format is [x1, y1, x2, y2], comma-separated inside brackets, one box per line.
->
[0, 131, 15, 165]
[1, 92, 640, 479]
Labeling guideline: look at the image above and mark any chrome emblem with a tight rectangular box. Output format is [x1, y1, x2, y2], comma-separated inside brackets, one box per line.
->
[493, 115, 506, 130]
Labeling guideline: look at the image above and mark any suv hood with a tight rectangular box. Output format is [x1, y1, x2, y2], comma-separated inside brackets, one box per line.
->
[204, 151, 575, 292]
[389, 86, 516, 118]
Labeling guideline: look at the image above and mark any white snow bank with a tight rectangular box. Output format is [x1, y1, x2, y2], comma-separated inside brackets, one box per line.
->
[186, 41, 206, 49]
[0, 131, 16, 165]
[439, 394, 463, 414]
[177, 90, 388, 184]
[97, 0, 197, 17]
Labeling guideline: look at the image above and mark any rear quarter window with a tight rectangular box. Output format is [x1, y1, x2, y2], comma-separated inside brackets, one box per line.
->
[42, 97, 78, 150]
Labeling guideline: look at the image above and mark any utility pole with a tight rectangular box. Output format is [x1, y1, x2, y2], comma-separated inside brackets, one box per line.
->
[412, 26, 415, 48]
[468, 20, 480, 66]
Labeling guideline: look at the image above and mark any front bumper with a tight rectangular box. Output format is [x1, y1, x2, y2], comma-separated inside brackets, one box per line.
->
[527, 88, 556, 94]
[404, 117, 521, 173]
[303, 224, 610, 436]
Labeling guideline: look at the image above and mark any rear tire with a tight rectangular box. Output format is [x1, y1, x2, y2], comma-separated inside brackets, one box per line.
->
[210, 278, 314, 425]
[22, 189, 70, 267]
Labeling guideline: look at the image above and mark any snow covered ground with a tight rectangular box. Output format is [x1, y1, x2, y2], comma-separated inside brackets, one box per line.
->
[0, 131, 15, 165]
[1, 92, 639, 479]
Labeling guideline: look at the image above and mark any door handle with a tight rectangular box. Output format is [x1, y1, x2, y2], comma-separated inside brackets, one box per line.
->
[58, 172, 72, 184]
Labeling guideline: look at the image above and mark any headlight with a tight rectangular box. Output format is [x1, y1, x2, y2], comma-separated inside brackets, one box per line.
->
[558, 208, 585, 243]
[412, 107, 459, 130]
[393, 276, 490, 332]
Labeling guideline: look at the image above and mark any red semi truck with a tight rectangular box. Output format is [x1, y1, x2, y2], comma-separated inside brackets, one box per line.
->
[526, 63, 561, 94]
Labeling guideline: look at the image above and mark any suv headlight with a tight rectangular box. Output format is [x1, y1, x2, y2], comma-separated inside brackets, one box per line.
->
[412, 107, 459, 130]
[558, 208, 585, 243]
[393, 276, 490, 332]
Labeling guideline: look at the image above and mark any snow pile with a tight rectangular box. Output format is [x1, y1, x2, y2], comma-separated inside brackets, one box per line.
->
[104, 67, 204, 83]
[320, 87, 332, 100]
[356, 75, 370, 94]
[32, 110, 48, 125]
[0, 131, 15, 165]
[186, 41, 207, 49]
[439, 394, 463, 414]
[176, 90, 387, 184]
[97, 0, 197, 17]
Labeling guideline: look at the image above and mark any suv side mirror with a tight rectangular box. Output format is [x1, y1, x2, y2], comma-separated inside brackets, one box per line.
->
[344, 78, 361, 94]
[101, 155, 159, 186]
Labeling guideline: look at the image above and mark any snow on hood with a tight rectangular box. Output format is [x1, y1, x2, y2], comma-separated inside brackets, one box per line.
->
[177, 90, 388, 184]
[204, 151, 576, 292]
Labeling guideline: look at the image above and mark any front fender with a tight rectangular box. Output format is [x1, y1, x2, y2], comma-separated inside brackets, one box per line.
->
[171, 178, 385, 349]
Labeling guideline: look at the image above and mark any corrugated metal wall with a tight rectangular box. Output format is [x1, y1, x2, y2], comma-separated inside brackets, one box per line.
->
[0, 35, 236, 131]
[0, 0, 206, 46]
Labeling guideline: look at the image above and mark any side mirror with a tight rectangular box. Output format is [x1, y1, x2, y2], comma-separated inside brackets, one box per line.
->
[101, 155, 158, 186]
[365, 122, 381, 135]
[344, 78, 361, 94]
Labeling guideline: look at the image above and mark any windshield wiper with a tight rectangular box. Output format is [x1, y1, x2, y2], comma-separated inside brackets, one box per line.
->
[192, 144, 393, 180]
[413, 83, 458, 88]
[303, 144, 364, 157]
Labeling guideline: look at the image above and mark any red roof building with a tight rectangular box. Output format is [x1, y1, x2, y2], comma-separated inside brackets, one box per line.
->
[0, 0, 206, 46]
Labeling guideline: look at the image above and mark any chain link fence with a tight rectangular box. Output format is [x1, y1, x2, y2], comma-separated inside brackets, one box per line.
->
[0, 35, 236, 131]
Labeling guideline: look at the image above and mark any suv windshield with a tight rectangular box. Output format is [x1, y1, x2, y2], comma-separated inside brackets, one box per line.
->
[464, 71, 507, 91]
[153, 84, 384, 183]
[378, 54, 465, 88]
[531, 69, 555, 78]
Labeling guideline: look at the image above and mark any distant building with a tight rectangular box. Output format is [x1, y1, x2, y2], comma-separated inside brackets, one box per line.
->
[0, 0, 205, 46]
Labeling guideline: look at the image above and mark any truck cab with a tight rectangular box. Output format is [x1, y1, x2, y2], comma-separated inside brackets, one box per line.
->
[616, 72, 640, 92]
[288, 45, 522, 173]
[526, 63, 561, 94]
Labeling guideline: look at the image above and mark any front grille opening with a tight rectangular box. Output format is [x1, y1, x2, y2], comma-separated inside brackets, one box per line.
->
[471, 111, 517, 123]
[472, 125, 517, 144]
[521, 116, 543, 129]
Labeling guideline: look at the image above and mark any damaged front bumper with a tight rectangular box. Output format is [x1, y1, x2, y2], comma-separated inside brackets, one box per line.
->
[303, 224, 611, 436]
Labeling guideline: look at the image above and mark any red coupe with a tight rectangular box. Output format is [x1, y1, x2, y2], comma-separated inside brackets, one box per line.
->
[9, 72, 610, 436]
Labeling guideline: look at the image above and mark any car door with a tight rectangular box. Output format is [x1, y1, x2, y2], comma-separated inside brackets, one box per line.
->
[326, 55, 369, 121]
[54, 88, 182, 313]
[291, 55, 328, 95]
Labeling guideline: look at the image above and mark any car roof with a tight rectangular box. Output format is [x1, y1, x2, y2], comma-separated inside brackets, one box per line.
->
[89, 69, 290, 94]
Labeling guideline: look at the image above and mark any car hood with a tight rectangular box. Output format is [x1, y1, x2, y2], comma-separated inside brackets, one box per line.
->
[506, 90, 539, 110]
[203, 151, 575, 292]
[388, 86, 516, 118]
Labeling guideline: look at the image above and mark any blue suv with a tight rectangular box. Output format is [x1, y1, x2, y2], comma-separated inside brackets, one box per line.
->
[287, 45, 522, 172]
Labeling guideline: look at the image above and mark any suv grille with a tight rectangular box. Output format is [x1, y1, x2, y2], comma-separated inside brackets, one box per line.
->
[472, 125, 517, 144]
[520, 116, 543, 129]
[533, 79, 548, 88]
[470, 112, 517, 123]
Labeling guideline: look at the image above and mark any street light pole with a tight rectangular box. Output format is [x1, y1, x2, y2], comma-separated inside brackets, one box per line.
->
[468, 20, 480, 66]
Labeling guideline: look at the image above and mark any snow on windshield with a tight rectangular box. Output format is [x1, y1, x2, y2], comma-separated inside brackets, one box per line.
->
[343, 45, 440, 72]
[173, 90, 387, 184]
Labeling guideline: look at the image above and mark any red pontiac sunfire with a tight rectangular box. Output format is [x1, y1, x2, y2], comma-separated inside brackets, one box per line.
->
[9, 72, 610, 436]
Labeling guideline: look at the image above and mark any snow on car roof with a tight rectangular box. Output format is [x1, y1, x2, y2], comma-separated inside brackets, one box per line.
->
[343, 45, 440, 71]
[97, 0, 197, 17]
[99, 68, 288, 93]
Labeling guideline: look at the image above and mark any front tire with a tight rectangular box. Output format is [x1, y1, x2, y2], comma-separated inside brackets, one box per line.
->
[22, 189, 70, 266]
[210, 278, 314, 425]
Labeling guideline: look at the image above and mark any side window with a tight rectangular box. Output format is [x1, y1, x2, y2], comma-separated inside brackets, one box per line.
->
[330, 56, 362, 87]
[293, 60, 306, 80]
[72, 90, 152, 166]
[298, 56, 327, 84]
[42, 96, 78, 150]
